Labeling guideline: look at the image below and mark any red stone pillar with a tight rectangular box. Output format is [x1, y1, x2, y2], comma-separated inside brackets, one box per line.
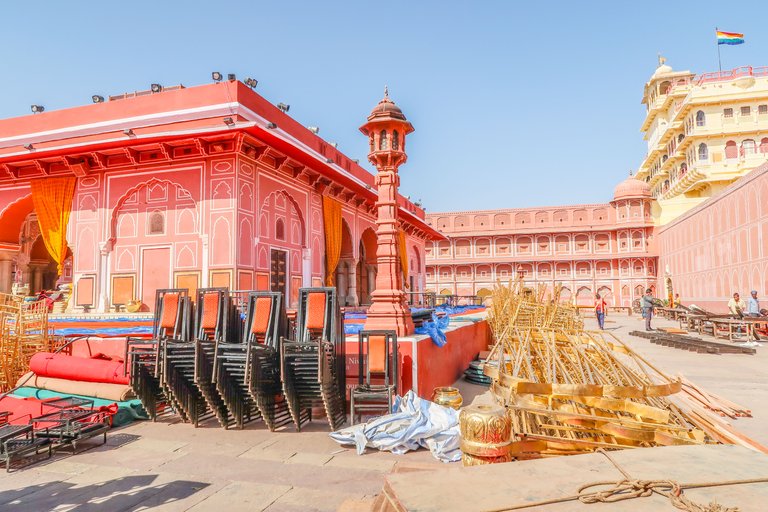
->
[360, 89, 415, 336]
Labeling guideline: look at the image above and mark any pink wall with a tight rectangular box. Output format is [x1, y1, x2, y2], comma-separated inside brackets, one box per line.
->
[425, 197, 658, 307]
[657, 163, 768, 312]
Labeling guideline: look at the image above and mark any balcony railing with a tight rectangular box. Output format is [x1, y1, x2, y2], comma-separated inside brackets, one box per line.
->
[695, 66, 768, 85]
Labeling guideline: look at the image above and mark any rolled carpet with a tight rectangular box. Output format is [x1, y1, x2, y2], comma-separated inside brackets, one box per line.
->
[12, 387, 147, 427]
[16, 372, 135, 402]
[0, 395, 57, 425]
[29, 352, 129, 385]
[69, 337, 129, 362]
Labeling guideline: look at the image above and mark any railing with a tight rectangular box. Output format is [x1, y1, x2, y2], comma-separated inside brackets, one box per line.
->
[434, 294, 483, 307]
[405, 291, 436, 308]
[695, 66, 768, 85]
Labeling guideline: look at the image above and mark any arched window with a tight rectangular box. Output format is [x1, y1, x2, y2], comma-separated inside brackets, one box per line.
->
[697, 143, 708, 161]
[149, 211, 165, 235]
[760, 138, 768, 154]
[663, 179, 670, 192]
[275, 218, 285, 241]
[742, 139, 756, 155]
[695, 110, 706, 127]
[369, 135, 374, 152]
[379, 130, 388, 151]
[392, 130, 400, 150]
[680, 162, 688, 175]
[677, 133, 684, 143]
[725, 140, 737, 159]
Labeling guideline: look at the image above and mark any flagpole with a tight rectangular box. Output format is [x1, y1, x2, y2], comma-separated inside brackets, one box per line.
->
[716, 27, 722, 73]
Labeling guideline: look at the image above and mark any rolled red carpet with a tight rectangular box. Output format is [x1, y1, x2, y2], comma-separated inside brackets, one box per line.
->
[29, 352, 129, 385]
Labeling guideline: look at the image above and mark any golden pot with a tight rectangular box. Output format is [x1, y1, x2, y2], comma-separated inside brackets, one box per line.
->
[462, 452, 513, 467]
[431, 387, 463, 410]
[459, 403, 512, 457]
[126, 300, 142, 313]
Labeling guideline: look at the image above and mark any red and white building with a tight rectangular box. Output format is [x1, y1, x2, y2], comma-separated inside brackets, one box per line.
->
[0, 81, 441, 312]
[425, 176, 658, 306]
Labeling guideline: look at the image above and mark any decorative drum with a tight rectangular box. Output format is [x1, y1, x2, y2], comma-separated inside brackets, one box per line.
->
[459, 403, 512, 465]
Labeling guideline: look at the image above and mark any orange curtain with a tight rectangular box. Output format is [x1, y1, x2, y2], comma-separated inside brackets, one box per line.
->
[322, 195, 343, 286]
[30, 177, 76, 276]
[399, 229, 409, 286]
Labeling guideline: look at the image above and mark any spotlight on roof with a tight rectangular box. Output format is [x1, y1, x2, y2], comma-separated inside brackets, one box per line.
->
[276, 103, 290, 113]
[30, 104, 44, 114]
[307, 126, 319, 134]
[244, 77, 258, 89]
[326, 158, 334, 164]
[24, 143, 34, 150]
[266, 122, 277, 129]
[227, 73, 236, 81]
[353, 159, 360, 164]
[223, 117, 235, 126]
[330, 142, 338, 148]
[92, 95, 105, 103]
[212, 71, 223, 82]
[123, 128, 135, 136]
[150, 83, 162, 93]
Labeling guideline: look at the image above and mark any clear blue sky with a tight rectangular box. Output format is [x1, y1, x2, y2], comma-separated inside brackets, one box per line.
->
[1, 1, 764, 212]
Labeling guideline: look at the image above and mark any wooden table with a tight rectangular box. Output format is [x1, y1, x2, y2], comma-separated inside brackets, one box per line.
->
[711, 318, 753, 342]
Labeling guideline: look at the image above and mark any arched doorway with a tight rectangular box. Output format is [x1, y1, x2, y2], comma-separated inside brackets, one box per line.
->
[597, 286, 612, 306]
[409, 244, 421, 293]
[357, 228, 377, 305]
[576, 286, 592, 306]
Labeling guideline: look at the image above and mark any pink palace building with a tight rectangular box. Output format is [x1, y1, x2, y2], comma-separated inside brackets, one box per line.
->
[0, 80, 441, 312]
[424, 176, 657, 307]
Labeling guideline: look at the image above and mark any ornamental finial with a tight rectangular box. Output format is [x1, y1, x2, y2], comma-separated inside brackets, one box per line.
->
[384, 85, 389, 98]
[657, 53, 666, 66]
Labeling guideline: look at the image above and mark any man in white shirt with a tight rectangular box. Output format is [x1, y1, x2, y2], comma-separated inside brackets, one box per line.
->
[728, 292, 746, 317]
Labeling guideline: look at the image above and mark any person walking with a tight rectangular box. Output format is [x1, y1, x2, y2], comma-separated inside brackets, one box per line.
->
[594, 293, 607, 330]
[640, 288, 654, 331]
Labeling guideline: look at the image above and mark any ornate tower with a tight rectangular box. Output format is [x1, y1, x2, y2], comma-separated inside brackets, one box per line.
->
[361, 88, 415, 335]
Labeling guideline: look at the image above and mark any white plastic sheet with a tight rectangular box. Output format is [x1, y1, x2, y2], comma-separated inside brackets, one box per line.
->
[330, 391, 461, 463]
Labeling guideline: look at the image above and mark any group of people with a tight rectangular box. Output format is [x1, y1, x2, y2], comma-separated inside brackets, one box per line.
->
[593, 288, 657, 330]
[727, 291, 765, 318]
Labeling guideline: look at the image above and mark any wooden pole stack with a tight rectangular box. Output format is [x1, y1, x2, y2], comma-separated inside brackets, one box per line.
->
[483, 280, 767, 459]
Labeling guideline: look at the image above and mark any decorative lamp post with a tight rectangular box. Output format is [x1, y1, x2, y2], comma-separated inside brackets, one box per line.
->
[360, 87, 415, 336]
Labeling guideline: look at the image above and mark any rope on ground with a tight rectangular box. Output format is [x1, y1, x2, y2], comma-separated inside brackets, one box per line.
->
[486, 448, 768, 512]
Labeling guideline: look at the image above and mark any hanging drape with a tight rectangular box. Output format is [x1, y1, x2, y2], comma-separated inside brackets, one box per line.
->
[322, 195, 343, 286]
[399, 229, 409, 286]
[30, 177, 76, 276]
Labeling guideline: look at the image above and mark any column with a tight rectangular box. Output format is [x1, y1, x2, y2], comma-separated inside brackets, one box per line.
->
[97, 241, 113, 313]
[0, 249, 17, 294]
[337, 262, 347, 307]
[347, 259, 358, 306]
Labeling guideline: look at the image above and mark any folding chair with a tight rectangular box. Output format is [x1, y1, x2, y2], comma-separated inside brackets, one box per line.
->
[350, 330, 398, 424]
[213, 292, 288, 430]
[163, 288, 229, 427]
[280, 287, 346, 431]
[126, 289, 190, 421]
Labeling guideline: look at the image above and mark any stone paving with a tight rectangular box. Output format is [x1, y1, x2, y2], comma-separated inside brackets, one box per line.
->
[1, 312, 766, 511]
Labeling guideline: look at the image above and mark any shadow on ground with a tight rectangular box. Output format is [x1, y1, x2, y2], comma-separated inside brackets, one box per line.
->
[0, 474, 209, 511]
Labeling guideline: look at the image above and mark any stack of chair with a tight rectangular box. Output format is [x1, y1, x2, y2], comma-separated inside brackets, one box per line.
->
[350, 330, 398, 424]
[0, 294, 50, 393]
[280, 287, 346, 431]
[214, 292, 292, 430]
[162, 288, 231, 427]
[126, 289, 189, 421]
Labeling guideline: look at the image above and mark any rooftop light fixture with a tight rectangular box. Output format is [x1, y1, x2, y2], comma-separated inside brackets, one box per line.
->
[244, 77, 258, 88]
[307, 126, 319, 134]
[223, 117, 235, 126]
[266, 122, 277, 129]
[330, 142, 338, 148]
[277, 103, 290, 113]
[123, 128, 135, 136]
[227, 73, 236, 81]
[212, 71, 223, 82]
[92, 95, 105, 103]
[150, 83, 162, 93]
[30, 105, 44, 113]
[24, 143, 34, 150]
[353, 159, 359, 164]
[326, 158, 334, 164]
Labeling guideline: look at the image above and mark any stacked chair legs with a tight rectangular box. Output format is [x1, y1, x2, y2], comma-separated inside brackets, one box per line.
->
[128, 286, 347, 432]
[280, 288, 346, 431]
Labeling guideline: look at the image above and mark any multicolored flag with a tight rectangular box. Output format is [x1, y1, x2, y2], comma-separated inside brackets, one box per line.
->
[716, 30, 745, 45]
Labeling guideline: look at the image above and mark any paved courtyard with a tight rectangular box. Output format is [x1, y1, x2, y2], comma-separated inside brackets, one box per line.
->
[1, 313, 766, 511]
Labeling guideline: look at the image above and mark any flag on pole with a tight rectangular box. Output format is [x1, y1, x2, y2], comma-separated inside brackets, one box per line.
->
[716, 30, 745, 45]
